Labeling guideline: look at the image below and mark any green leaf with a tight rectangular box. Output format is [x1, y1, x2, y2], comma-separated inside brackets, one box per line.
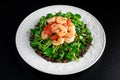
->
[30, 40, 39, 47]
[44, 48, 53, 57]
[30, 29, 38, 34]
[38, 43, 43, 50]
[52, 54, 58, 59]
[76, 27, 80, 34]
[70, 43, 78, 48]
[29, 11, 93, 62]
[72, 18, 82, 27]
[69, 43, 80, 54]
[80, 38, 85, 44]
[74, 14, 81, 19]
[81, 21, 84, 28]
[80, 44, 85, 49]
[71, 52, 79, 61]
[46, 13, 54, 19]
[86, 28, 90, 33]
[42, 39, 52, 51]
[72, 19, 80, 27]
[34, 34, 40, 41]
[65, 53, 72, 61]
[58, 51, 65, 61]
[52, 46, 61, 54]
[65, 12, 74, 18]
[79, 35, 84, 40]
[89, 36, 93, 42]
[55, 11, 65, 17]
[39, 16, 47, 29]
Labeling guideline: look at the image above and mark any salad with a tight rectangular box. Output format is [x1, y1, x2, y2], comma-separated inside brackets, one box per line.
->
[29, 11, 93, 63]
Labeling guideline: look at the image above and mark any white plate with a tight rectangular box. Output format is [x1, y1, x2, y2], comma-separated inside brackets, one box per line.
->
[15, 5, 106, 75]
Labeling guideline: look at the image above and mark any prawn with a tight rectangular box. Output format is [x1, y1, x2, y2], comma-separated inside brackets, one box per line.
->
[51, 24, 67, 37]
[50, 23, 57, 28]
[41, 31, 48, 39]
[47, 17, 56, 24]
[52, 37, 64, 46]
[65, 26, 76, 37]
[64, 36, 75, 43]
[56, 16, 67, 24]
[68, 22, 75, 29]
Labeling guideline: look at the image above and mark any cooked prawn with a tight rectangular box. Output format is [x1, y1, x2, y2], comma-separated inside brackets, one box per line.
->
[50, 23, 57, 28]
[51, 34, 59, 40]
[41, 31, 48, 39]
[42, 16, 77, 44]
[64, 36, 75, 43]
[52, 37, 64, 46]
[56, 16, 67, 24]
[47, 17, 56, 24]
[51, 24, 67, 37]
[65, 26, 76, 37]
[68, 22, 75, 29]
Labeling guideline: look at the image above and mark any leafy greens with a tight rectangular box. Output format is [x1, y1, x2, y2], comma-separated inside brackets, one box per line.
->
[30, 11, 93, 62]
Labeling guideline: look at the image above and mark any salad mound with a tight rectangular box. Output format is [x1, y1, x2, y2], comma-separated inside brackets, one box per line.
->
[30, 11, 93, 63]
[41, 16, 76, 46]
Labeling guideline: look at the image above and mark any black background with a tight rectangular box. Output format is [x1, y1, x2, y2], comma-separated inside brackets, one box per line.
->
[1, 0, 120, 80]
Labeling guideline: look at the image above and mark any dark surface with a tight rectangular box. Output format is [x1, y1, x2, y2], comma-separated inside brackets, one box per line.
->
[1, 0, 120, 80]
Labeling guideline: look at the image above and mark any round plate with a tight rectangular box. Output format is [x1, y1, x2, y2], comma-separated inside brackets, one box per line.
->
[16, 5, 106, 75]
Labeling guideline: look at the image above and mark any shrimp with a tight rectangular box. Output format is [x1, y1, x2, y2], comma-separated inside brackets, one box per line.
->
[56, 16, 67, 24]
[41, 31, 48, 39]
[50, 23, 57, 28]
[63, 21, 76, 37]
[65, 26, 76, 37]
[68, 22, 75, 29]
[64, 36, 75, 43]
[51, 24, 67, 37]
[52, 37, 64, 46]
[62, 23, 68, 29]
[47, 17, 56, 24]
[51, 34, 59, 40]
